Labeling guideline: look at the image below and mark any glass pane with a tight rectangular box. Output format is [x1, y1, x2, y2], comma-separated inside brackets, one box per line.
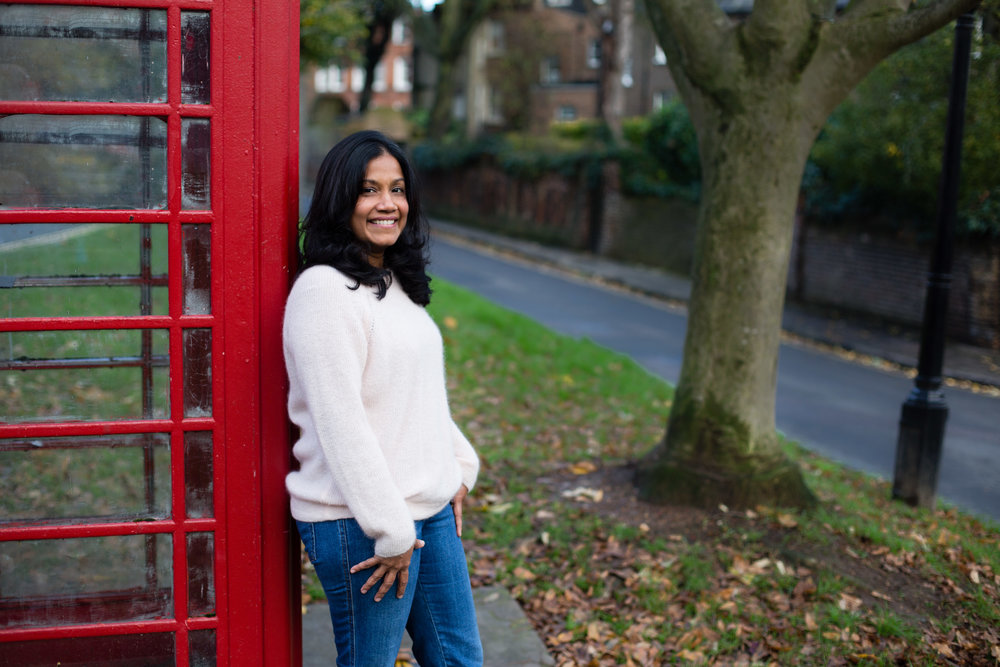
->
[182, 224, 211, 315]
[181, 119, 211, 209]
[0, 434, 170, 525]
[189, 629, 217, 667]
[0, 534, 172, 628]
[0, 329, 169, 423]
[181, 11, 211, 104]
[185, 430, 213, 518]
[0, 114, 167, 209]
[0, 633, 175, 666]
[0, 223, 168, 318]
[187, 532, 215, 617]
[0, 5, 167, 103]
[183, 329, 212, 418]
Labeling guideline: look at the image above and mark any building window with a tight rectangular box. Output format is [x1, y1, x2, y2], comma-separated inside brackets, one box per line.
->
[653, 44, 667, 65]
[546, 0, 573, 6]
[587, 39, 601, 69]
[315, 66, 345, 93]
[652, 90, 675, 110]
[488, 87, 503, 124]
[556, 105, 577, 121]
[540, 57, 560, 84]
[487, 20, 505, 54]
[391, 19, 406, 45]
[351, 65, 364, 92]
[393, 57, 411, 92]
[373, 62, 387, 92]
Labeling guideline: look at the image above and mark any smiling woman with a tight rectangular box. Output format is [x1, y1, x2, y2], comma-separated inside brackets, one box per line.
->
[285, 130, 484, 666]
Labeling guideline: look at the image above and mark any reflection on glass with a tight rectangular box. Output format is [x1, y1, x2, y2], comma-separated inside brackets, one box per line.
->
[0, 115, 167, 209]
[182, 224, 211, 315]
[0, 5, 167, 103]
[0, 329, 169, 423]
[0, 534, 172, 628]
[182, 119, 211, 209]
[0, 434, 170, 524]
[185, 431, 214, 518]
[0, 223, 168, 318]
[189, 629, 217, 667]
[181, 12, 211, 104]
[187, 532, 215, 617]
[0, 633, 175, 665]
[183, 329, 212, 417]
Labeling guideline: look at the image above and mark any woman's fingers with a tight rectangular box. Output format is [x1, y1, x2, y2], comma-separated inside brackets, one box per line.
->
[374, 567, 398, 602]
[351, 540, 422, 601]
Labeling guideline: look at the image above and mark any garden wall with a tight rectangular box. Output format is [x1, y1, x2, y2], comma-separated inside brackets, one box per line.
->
[418, 162, 1000, 350]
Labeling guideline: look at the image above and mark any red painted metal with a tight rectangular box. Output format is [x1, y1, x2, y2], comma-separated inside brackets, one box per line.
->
[0, 0, 299, 663]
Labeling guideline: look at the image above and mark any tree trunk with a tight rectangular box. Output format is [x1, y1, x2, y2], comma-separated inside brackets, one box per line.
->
[636, 94, 818, 510]
[428, 57, 458, 139]
[634, 0, 980, 511]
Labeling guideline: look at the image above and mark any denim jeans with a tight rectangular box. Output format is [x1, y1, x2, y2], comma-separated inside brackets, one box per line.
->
[298, 505, 483, 667]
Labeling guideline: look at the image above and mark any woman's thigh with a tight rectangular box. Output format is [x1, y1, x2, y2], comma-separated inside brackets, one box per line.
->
[298, 519, 417, 667]
[406, 507, 483, 667]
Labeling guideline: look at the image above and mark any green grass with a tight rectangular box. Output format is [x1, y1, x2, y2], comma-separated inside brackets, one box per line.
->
[1, 225, 173, 422]
[419, 277, 1000, 665]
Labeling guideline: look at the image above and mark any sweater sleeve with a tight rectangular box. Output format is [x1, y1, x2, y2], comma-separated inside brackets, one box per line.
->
[284, 269, 416, 557]
[451, 420, 479, 493]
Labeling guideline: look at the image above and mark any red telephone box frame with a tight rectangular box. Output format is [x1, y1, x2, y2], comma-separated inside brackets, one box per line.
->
[0, 0, 300, 664]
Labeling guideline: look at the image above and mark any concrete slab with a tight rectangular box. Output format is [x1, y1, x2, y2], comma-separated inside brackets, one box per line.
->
[301, 585, 554, 666]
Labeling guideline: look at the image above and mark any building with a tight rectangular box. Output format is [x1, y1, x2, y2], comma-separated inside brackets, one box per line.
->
[457, 0, 678, 135]
[311, 17, 415, 114]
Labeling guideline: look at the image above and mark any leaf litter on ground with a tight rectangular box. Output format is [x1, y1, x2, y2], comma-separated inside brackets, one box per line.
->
[306, 279, 1000, 665]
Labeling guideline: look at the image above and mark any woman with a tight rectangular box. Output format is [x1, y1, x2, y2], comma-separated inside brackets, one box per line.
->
[283, 130, 483, 666]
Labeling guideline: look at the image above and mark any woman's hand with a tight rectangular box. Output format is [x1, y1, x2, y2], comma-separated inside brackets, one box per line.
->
[350, 539, 425, 602]
[452, 484, 469, 537]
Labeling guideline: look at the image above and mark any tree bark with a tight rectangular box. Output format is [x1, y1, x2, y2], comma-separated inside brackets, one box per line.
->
[636, 0, 979, 510]
[637, 86, 819, 509]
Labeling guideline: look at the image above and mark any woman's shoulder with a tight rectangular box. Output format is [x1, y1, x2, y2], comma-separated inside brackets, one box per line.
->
[288, 265, 366, 307]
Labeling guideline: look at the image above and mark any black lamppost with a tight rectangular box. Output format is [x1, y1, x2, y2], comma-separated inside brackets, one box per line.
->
[892, 12, 976, 509]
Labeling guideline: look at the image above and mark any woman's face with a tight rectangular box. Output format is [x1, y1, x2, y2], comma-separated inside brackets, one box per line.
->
[350, 153, 409, 267]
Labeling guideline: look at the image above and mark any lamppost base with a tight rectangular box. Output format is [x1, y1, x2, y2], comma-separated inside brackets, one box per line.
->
[892, 391, 948, 509]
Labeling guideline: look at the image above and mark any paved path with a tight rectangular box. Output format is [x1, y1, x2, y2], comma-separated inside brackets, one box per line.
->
[427, 221, 1000, 522]
[302, 586, 553, 666]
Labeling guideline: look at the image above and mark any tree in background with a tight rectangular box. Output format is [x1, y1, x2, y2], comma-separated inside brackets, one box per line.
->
[425, 0, 510, 139]
[484, 10, 552, 131]
[635, 0, 980, 510]
[358, 0, 413, 113]
[300, 0, 367, 67]
[806, 3, 1000, 239]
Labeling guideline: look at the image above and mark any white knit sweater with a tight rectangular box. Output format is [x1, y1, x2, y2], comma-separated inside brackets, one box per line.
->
[283, 265, 479, 557]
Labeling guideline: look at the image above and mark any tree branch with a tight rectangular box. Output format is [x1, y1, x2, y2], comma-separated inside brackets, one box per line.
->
[884, 0, 982, 47]
[645, 0, 739, 90]
[799, 0, 979, 140]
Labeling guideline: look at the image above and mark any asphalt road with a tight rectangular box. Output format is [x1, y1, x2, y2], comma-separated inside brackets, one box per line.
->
[428, 236, 1000, 522]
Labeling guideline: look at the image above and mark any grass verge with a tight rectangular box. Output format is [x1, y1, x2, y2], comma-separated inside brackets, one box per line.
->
[302, 277, 1000, 666]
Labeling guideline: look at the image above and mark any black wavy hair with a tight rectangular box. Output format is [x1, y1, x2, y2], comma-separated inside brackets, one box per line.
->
[299, 130, 432, 305]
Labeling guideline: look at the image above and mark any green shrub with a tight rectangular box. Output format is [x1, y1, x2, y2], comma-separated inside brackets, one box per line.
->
[804, 14, 1000, 238]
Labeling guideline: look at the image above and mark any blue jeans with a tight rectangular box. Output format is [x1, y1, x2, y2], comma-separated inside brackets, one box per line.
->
[298, 506, 483, 667]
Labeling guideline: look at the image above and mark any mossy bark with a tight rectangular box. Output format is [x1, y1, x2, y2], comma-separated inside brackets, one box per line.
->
[636, 48, 824, 509]
[634, 0, 980, 510]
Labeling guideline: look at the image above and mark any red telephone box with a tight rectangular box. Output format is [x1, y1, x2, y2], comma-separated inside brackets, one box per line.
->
[0, 1, 300, 664]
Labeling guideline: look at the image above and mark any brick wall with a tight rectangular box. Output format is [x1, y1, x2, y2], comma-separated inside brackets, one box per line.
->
[419, 160, 1000, 349]
[791, 224, 1000, 349]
